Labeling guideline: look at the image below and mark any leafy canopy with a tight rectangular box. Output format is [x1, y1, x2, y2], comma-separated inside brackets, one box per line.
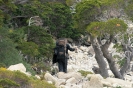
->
[74, 0, 126, 33]
[74, 0, 104, 31]
[124, 0, 133, 21]
[86, 18, 127, 37]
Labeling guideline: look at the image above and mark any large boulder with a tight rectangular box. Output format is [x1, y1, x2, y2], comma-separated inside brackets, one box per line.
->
[102, 77, 133, 88]
[44, 72, 57, 83]
[7, 63, 31, 76]
[83, 74, 103, 88]
[57, 72, 82, 80]
[7, 63, 26, 72]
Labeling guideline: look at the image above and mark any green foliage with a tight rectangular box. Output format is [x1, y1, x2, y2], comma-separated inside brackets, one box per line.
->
[9, 25, 55, 62]
[117, 58, 126, 67]
[78, 70, 93, 77]
[18, 41, 39, 57]
[42, 2, 76, 38]
[0, 78, 19, 88]
[34, 61, 51, 74]
[106, 19, 127, 34]
[8, 28, 25, 43]
[66, 0, 76, 6]
[0, 0, 17, 27]
[86, 21, 105, 37]
[0, 27, 36, 75]
[23, 26, 55, 58]
[124, 0, 133, 21]
[0, 27, 23, 67]
[0, 69, 30, 86]
[74, 0, 104, 31]
[0, 68, 56, 88]
[102, 0, 125, 8]
[113, 54, 126, 67]
[22, 61, 36, 75]
[12, 1, 78, 38]
[30, 78, 56, 88]
[0, 10, 4, 27]
[0, 38, 23, 66]
[113, 43, 123, 52]
[0, 63, 6, 68]
[74, 0, 126, 34]
[86, 18, 127, 37]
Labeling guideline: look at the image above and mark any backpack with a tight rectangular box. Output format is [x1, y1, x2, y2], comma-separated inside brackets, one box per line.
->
[55, 38, 67, 59]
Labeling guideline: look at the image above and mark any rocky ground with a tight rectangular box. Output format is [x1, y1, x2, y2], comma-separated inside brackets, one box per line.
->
[7, 44, 133, 88]
[46, 45, 133, 88]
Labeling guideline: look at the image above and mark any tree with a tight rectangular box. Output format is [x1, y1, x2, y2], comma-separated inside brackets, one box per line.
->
[74, 0, 128, 79]
[22, 26, 55, 61]
[0, 27, 23, 67]
[42, 2, 77, 38]
[74, 0, 109, 78]
[87, 19, 127, 79]
[124, 0, 133, 21]
[0, 0, 17, 27]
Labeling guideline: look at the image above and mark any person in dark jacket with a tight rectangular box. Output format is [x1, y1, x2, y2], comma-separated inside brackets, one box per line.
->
[53, 38, 76, 73]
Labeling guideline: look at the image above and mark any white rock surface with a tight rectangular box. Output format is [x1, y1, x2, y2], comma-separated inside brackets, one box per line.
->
[7, 63, 26, 72]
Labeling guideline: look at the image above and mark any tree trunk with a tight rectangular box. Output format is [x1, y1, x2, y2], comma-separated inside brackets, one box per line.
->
[101, 42, 123, 79]
[90, 35, 109, 78]
[120, 56, 130, 77]
[120, 44, 133, 76]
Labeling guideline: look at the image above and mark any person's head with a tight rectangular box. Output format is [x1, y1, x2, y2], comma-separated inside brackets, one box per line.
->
[57, 38, 67, 45]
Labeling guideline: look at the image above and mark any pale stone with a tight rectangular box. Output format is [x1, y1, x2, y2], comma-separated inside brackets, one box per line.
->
[55, 79, 66, 87]
[108, 70, 114, 77]
[79, 46, 86, 51]
[82, 81, 90, 88]
[70, 84, 82, 88]
[47, 81, 52, 84]
[57, 72, 82, 80]
[44, 72, 57, 83]
[59, 85, 65, 88]
[86, 74, 103, 80]
[88, 75, 103, 88]
[103, 78, 132, 88]
[66, 77, 78, 84]
[7, 63, 26, 72]
[101, 80, 112, 87]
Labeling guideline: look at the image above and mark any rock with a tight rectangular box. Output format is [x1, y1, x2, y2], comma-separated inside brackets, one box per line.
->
[66, 77, 78, 84]
[44, 72, 57, 83]
[83, 74, 103, 88]
[86, 74, 103, 80]
[47, 81, 52, 84]
[35, 75, 41, 79]
[88, 75, 103, 88]
[7, 63, 31, 76]
[101, 81, 112, 87]
[57, 72, 82, 80]
[102, 77, 133, 88]
[55, 79, 66, 87]
[82, 81, 90, 88]
[7, 63, 26, 72]
[70, 84, 82, 88]
[108, 70, 114, 77]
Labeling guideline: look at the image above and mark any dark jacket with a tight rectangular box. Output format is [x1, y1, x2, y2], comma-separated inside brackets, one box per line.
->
[52, 44, 75, 64]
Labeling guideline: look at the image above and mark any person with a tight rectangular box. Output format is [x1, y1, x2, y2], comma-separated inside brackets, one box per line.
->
[53, 38, 76, 73]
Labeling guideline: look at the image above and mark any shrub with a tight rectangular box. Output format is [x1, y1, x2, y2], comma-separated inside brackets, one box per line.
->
[0, 68, 56, 88]
[78, 70, 93, 77]
[0, 78, 19, 88]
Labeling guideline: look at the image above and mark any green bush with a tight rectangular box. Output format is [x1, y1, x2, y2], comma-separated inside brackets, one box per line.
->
[78, 70, 93, 77]
[0, 68, 56, 88]
[0, 27, 23, 67]
[0, 78, 19, 88]
[0, 63, 6, 68]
